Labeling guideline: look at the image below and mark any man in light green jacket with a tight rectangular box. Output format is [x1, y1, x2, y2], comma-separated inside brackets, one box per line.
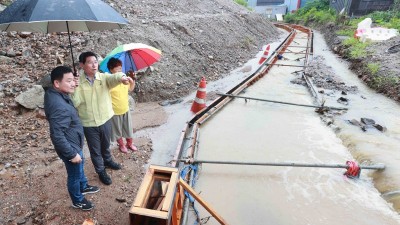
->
[71, 51, 132, 185]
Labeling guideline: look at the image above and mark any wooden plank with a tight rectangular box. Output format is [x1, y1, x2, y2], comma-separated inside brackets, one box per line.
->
[179, 178, 229, 225]
[129, 207, 168, 219]
[161, 171, 178, 211]
[156, 198, 166, 211]
[143, 178, 157, 209]
[172, 184, 183, 225]
[150, 165, 178, 173]
[153, 173, 171, 182]
[133, 168, 154, 207]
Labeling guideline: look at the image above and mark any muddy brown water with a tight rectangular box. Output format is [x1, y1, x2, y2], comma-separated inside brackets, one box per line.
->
[180, 31, 400, 224]
[140, 30, 400, 224]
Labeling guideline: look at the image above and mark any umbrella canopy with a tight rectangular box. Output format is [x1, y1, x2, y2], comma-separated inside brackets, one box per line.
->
[99, 43, 162, 73]
[0, 0, 128, 73]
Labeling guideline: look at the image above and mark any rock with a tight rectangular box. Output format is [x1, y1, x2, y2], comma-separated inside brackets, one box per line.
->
[360, 118, 375, 125]
[116, 197, 127, 203]
[6, 49, 16, 57]
[239, 65, 252, 72]
[22, 49, 32, 57]
[0, 55, 13, 64]
[19, 32, 32, 38]
[36, 109, 46, 119]
[159, 99, 183, 106]
[337, 97, 348, 105]
[16, 216, 26, 225]
[373, 124, 387, 132]
[347, 119, 367, 131]
[159, 101, 169, 106]
[38, 74, 52, 90]
[341, 91, 347, 95]
[15, 85, 45, 109]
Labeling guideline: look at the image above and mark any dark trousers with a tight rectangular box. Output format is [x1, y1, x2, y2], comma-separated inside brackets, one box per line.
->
[62, 150, 88, 204]
[83, 119, 113, 173]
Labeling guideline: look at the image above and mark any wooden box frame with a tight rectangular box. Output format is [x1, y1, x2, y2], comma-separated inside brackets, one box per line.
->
[129, 165, 182, 225]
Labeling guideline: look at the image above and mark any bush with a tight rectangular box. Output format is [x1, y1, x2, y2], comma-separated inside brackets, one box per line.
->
[234, 0, 247, 7]
[364, 6, 400, 30]
[285, 7, 335, 25]
[370, 75, 400, 90]
[342, 37, 370, 59]
[367, 63, 380, 75]
[336, 29, 354, 37]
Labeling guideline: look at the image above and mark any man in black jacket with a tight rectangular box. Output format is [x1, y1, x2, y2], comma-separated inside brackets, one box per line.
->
[44, 66, 99, 211]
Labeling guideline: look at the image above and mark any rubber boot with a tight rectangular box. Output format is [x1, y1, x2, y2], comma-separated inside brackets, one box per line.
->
[126, 138, 138, 151]
[117, 138, 128, 153]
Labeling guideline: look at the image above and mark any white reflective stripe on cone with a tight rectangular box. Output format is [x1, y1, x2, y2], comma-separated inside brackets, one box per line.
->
[194, 98, 206, 104]
[197, 88, 206, 92]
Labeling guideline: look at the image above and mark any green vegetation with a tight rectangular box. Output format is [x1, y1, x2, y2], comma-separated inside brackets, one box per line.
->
[234, 0, 248, 7]
[370, 75, 400, 90]
[284, 0, 398, 59]
[284, 0, 399, 30]
[285, 0, 335, 25]
[342, 37, 370, 59]
[335, 29, 354, 37]
[367, 63, 380, 75]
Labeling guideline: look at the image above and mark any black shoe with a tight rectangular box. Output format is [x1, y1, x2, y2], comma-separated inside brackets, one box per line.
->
[104, 160, 121, 170]
[98, 170, 112, 185]
[81, 184, 100, 195]
[72, 198, 94, 211]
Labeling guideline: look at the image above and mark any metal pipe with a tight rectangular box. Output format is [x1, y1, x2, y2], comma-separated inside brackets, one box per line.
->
[177, 159, 385, 170]
[181, 126, 201, 225]
[273, 64, 308, 67]
[287, 46, 311, 48]
[180, 168, 195, 225]
[66, 22, 77, 76]
[217, 93, 348, 111]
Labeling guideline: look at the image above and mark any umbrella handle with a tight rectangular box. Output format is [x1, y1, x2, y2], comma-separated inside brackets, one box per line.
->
[66, 22, 78, 77]
[127, 70, 136, 80]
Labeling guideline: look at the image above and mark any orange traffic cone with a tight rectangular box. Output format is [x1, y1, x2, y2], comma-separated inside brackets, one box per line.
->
[258, 44, 270, 64]
[191, 77, 207, 113]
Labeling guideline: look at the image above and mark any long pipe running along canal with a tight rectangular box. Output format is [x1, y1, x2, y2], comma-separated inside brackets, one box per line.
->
[175, 24, 400, 225]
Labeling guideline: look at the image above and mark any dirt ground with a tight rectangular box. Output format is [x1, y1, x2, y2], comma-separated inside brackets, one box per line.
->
[0, 103, 167, 225]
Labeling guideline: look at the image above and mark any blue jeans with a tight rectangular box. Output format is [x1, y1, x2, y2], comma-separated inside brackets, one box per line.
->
[63, 150, 88, 204]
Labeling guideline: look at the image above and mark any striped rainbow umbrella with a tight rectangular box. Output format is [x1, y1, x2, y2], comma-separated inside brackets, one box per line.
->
[100, 43, 162, 73]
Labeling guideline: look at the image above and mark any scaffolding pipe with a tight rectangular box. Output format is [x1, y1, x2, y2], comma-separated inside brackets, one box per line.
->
[177, 159, 385, 170]
[217, 93, 348, 111]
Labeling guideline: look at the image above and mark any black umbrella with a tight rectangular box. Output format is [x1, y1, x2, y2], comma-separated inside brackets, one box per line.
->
[0, 0, 128, 75]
